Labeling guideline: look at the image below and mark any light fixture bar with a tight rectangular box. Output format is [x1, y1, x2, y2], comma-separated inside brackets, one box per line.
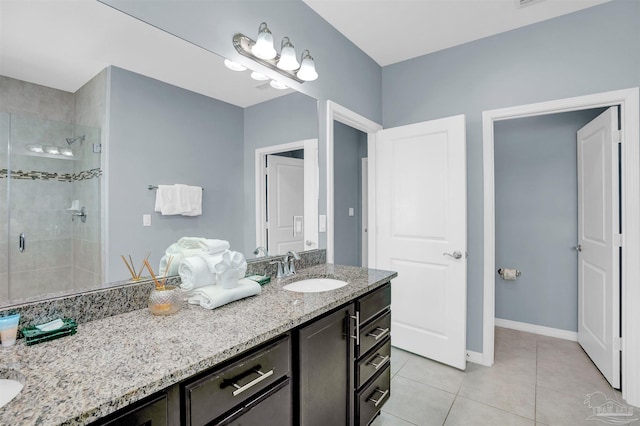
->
[233, 33, 304, 83]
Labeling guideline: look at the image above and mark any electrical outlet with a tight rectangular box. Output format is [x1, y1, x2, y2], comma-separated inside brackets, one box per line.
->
[143, 214, 151, 227]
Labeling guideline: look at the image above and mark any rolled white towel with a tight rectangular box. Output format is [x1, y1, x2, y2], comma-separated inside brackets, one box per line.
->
[178, 257, 215, 292]
[165, 243, 204, 259]
[198, 239, 230, 255]
[196, 252, 225, 275]
[187, 279, 261, 310]
[177, 237, 206, 249]
[158, 253, 183, 277]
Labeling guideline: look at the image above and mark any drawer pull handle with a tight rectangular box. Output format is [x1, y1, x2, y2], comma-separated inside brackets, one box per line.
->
[367, 388, 389, 407]
[368, 354, 390, 370]
[350, 311, 360, 346]
[231, 368, 274, 396]
[367, 327, 389, 341]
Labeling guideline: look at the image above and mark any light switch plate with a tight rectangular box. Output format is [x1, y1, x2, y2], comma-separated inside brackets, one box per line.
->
[348, 208, 354, 217]
[319, 214, 327, 232]
[143, 214, 151, 227]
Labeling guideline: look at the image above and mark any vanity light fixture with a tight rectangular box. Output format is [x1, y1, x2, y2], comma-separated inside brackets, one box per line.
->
[44, 146, 60, 155]
[232, 22, 318, 84]
[26, 144, 44, 153]
[269, 80, 289, 90]
[276, 37, 299, 71]
[223, 59, 247, 72]
[296, 50, 318, 82]
[251, 22, 276, 60]
[250, 71, 269, 81]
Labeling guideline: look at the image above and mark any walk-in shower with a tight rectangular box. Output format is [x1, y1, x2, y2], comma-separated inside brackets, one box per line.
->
[1, 113, 101, 304]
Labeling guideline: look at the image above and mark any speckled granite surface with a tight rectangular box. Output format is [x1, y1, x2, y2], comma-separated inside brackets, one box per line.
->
[0, 263, 395, 425]
[0, 250, 325, 333]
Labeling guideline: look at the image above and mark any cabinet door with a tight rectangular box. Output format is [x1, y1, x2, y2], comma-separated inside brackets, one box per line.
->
[297, 304, 354, 426]
[99, 394, 167, 426]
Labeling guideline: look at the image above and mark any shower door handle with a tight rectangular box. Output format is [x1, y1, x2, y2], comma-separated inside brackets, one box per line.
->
[19, 233, 25, 253]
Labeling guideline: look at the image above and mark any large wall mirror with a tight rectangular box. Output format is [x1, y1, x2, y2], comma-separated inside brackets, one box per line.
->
[0, 1, 319, 307]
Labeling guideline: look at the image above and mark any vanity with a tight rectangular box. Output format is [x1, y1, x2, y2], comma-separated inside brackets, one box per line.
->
[0, 264, 396, 426]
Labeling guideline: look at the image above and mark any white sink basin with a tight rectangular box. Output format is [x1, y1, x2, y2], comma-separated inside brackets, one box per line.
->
[283, 278, 348, 293]
[0, 378, 23, 409]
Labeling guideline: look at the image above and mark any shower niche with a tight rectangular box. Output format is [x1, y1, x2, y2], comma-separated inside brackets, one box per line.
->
[0, 74, 105, 305]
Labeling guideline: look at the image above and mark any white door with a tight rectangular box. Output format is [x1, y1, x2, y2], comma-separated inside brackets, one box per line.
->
[266, 155, 305, 255]
[376, 115, 467, 370]
[362, 158, 368, 267]
[577, 107, 620, 388]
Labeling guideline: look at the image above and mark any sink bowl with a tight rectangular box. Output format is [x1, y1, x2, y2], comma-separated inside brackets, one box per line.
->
[0, 370, 24, 409]
[283, 278, 348, 293]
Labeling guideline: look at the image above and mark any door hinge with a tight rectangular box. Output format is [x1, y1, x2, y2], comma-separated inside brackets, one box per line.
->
[265, 222, 270, 230]
[617, 130, 622, 144]
[615, 336, 622, 352]
[615, 234, 623, 247]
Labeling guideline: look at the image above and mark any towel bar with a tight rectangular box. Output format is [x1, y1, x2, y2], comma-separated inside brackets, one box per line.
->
[148, 185, 204, 190]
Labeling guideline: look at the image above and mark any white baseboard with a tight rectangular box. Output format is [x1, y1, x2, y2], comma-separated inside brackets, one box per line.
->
[466, 350, 484, 365]
[495, 318, 578, 341]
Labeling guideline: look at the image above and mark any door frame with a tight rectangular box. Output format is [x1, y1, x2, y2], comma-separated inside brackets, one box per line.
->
[361, 157, 368, 267]
[482, 87, 640, 405]
[326, 101, 382, 265]
[255, 139, 318, 253]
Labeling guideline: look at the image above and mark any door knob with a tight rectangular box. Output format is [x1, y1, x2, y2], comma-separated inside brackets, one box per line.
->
[305, 240, 314, 246]
[574, 245, 582, 252]
[443, 251, 462, 260]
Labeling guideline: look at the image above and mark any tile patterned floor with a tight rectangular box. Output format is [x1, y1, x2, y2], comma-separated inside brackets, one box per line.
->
[371, 327, 639, 426]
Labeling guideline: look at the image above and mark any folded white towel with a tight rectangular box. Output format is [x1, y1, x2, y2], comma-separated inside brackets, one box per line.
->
[154, 185, 181, 215]
[213, 250, 247, 289]
[196, 252, 225, 275]
[198, 239, 230, 255]
[159, 253, 183, 277]
[177, 184, 203, 216]
[177, 237, 206, 249]
[178, 257, 215, 292]
[187, 278, 261, 310]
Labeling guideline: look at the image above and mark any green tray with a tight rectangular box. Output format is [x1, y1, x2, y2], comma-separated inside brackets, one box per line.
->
[22, 318, 78, 346]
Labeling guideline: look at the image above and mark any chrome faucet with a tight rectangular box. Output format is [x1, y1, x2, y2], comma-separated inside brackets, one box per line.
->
[253, 246, 269, 257]
[283, 250, 301, 276]
[270, 250, 301, 279]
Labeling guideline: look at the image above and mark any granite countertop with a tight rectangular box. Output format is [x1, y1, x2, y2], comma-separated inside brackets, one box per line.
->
[0, 264, 396, 425]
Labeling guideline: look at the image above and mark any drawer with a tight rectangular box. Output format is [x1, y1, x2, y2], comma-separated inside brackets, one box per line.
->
[356, 366, 391, 426]
[98, 393, 167, 426]
[357, 283, 390, 325]
[356, 338, 391, 389]
[357, 311, 391, 358]
[184, 335, 290, 426]
[214, 378, 291, 426]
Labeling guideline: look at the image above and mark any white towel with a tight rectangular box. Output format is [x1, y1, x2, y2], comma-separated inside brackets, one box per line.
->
[196, 252, 225, 275]
[158, 253, 183, 277]
[198, 239, 230, 255]
[187, 278, 261, 310]
[154, 185, 181, 215]
[178, 257, 215, 292]
[177, 237, 206, 249]
[177, 184, 203, 216]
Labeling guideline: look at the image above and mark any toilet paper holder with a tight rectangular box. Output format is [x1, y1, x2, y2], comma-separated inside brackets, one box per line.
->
[497, 268, 521, 279]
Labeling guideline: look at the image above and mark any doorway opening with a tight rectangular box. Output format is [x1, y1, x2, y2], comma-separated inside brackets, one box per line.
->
[254, 139, 318, 257]
[482, 88, 640, 405]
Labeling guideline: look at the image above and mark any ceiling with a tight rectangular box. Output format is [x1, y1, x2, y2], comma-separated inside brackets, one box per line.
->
[303, 0, 612, 66]
[0, 0, 291, 108]
[0, 0, 612, 106]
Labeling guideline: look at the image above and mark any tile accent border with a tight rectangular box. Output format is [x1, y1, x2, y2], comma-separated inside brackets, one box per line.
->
[0, 167, 102, 182]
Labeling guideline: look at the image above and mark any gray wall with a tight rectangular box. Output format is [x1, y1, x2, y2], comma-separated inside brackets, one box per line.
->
[334, 121, 367, 267]
[382, 0, 640, 352]
[243, 92, 318, 255]
[101, 0, 383, 251]
[494, 109, 604, 332]
[107, 66, 245, 282]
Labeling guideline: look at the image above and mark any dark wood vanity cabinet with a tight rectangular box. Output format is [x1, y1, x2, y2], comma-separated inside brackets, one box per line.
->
[91, 282, 391, 426]
[296, 282, 392, 426]
[183, 335, 291, 426]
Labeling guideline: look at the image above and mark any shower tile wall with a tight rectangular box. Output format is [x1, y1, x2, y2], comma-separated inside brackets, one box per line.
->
[0, 74, 104, 304]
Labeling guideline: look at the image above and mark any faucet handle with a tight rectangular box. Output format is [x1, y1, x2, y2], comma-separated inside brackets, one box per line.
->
[269, 260, 284, 278]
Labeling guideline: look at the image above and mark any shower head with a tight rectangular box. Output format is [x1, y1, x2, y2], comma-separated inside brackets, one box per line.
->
[66, 135, 85, 145]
